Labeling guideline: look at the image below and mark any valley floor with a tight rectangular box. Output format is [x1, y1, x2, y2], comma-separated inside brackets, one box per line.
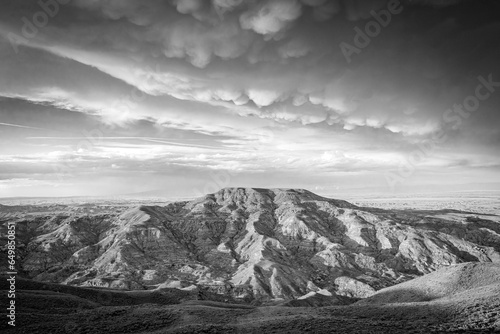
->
[1, 285, 499, 333]
[343, 190, 500, 216]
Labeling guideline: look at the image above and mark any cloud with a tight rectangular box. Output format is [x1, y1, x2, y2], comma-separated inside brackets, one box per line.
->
[72, 0, 164, 25]
[247, 89, 284, 107]
[158, 17, 255, 68]
[311, 0, 341, 21]
[0, 122, 46, 130]
[239, 0, 302, 38]
[278, 38, 310, 58]
[213, 0, 245, 14]
[0, 0, 499, 197]
[173, 0, 204, 14]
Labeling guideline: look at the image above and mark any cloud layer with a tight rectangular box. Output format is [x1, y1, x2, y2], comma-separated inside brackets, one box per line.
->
[0, 0, 499, 197]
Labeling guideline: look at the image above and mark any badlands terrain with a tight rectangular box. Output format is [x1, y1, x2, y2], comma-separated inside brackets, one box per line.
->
[1, 187, 500, 333]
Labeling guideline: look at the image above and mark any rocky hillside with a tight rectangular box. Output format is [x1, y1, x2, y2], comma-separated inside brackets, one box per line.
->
[2, 262, 499, 333]
[2, 188, 500, 302]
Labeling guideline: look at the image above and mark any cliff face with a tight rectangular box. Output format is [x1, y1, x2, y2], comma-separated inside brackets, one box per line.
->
[3, 188, 500, 301]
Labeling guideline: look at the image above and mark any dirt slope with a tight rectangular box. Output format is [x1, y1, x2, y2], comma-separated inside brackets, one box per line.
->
[359, 262, 500, 304]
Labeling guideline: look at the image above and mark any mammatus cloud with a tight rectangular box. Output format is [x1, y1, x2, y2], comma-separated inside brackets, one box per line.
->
[240, 0, 302, 37]
[0, 0, 498, 197]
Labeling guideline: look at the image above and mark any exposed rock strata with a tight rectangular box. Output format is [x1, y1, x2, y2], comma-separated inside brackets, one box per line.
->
[2, 188, 499, 301]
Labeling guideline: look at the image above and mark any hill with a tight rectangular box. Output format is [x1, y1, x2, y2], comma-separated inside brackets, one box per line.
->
[359, 262, 500, 304]
[1, 187, 500, 303]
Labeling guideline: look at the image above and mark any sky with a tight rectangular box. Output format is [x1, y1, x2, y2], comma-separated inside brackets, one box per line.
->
[0, 0, 499, 198]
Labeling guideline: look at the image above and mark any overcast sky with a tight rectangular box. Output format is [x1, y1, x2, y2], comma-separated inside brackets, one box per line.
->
[0, 0, 499, 198]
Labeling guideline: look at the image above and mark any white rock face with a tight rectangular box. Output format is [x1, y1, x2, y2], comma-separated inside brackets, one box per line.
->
[11, 187, 500, 301]
[334, 276, 376, 298]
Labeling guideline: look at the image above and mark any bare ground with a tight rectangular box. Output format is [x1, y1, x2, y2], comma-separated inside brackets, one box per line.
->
[2, 270, 499, 334]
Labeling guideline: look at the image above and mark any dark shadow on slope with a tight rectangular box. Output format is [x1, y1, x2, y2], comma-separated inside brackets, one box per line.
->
[2, 278, 499, 334]
[0, 275, 193, 308]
